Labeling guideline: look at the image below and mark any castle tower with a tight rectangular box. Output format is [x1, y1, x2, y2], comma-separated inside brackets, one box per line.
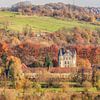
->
[58, 48, 65, 67]
[58, 48, 76, 68]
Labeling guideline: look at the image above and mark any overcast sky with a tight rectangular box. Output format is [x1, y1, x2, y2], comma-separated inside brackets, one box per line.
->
[0, 0, 100, 7]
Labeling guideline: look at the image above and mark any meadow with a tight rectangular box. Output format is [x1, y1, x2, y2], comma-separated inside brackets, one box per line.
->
[0, 11, 100, 32]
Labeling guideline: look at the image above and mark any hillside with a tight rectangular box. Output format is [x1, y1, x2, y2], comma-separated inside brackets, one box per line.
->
[10, 2, 100, 21]
[0, 11, 99, 32]
[0, 11, 100, 46]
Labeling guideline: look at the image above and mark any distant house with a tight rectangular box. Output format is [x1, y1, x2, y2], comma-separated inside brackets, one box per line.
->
[58, 48, 76, 68]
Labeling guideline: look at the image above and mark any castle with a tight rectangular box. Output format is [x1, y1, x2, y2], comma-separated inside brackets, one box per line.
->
[58, 48, 76, 68]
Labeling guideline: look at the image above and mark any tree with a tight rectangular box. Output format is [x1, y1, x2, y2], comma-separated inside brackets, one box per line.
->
[77, 56, 91, 68]
[52, 58, 58, 67]
[83, 81, 92, 92]
[1, 53, 7, 66]
[81, 68, 85, 85]
[89, 15, 96, 22]
[96, 80, 100, 90]
[96, 71, 100, 90]
[1, 53, 7, 88]
[11, 37, 21, 46]
[44, 54, 53, 70]
[78, 68, 85, 85]
[9, 56, 25, 89]
[1, 53, 14, 79]
[1, 53, 15, 89]
[7, 59, 14, 79]
[23, 24, 32, 36]
[92, 65, 97, 87]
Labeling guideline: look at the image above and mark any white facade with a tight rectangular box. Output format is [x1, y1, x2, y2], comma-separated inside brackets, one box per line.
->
[58, 48, 76, 68]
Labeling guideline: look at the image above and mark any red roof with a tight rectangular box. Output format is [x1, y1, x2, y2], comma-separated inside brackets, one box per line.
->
[22, 64, 92, 74]
[49, 67, 78, 73]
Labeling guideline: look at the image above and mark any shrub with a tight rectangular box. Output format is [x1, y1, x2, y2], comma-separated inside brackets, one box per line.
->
[32, 82, 41, 92]
[46, 78, 61, 88]
[96, 80, 100, 90]
[61, 83, 70, 92]
[82, 81, 92, 91]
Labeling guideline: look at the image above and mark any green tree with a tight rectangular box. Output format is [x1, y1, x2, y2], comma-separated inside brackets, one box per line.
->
[1, 54, 15, 88]
[1, 53, 7, 66]
[1, 53, 8, 78]
[44, 54, 53, 70]
[1, 53, 8, 92]
[8, 59, 14, 79]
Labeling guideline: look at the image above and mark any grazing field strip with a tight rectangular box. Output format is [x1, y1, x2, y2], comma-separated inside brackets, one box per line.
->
[0, 11, 100, 32]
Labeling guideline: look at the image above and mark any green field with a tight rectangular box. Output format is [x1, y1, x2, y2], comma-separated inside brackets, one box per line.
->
[0, 11, 100, 32]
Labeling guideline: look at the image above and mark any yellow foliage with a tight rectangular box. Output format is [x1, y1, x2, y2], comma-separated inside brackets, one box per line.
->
[0, 67, 4, 74]
[77, 56, 91, 68]
[11, 37, 20, 46]
[0, 68, 2, 74]
[9, 56, 25, 89]
[96, 79, 100, 91]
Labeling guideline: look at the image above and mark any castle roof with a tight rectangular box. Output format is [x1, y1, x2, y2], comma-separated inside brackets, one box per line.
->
[58, 48, 76, 57]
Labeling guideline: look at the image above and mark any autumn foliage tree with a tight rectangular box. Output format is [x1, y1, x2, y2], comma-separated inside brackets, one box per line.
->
[8, 56, 25, 89]
[77, 56, 91, 68]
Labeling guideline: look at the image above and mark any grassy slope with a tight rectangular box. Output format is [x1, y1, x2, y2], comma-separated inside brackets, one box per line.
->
[0, 11, 100, 32]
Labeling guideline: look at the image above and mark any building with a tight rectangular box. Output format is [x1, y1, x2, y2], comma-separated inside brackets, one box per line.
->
[58, 48, 76, 67]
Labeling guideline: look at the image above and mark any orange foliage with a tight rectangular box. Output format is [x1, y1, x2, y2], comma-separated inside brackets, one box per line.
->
[77, 56, 91, 68]
[2, 42, 9, 52]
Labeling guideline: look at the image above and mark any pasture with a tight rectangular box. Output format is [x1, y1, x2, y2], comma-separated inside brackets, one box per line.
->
[0, 11, 99, 32]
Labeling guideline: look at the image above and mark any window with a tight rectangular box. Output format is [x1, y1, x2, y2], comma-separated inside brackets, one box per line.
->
[68, 62, 69, 66]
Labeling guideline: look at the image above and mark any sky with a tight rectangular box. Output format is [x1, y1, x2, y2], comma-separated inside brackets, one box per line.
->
[0, 0, 100, 7]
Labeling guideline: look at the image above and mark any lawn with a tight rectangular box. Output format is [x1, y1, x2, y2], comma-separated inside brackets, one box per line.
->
[0, 11, 100, 32]
[32, 82, 97, 92]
